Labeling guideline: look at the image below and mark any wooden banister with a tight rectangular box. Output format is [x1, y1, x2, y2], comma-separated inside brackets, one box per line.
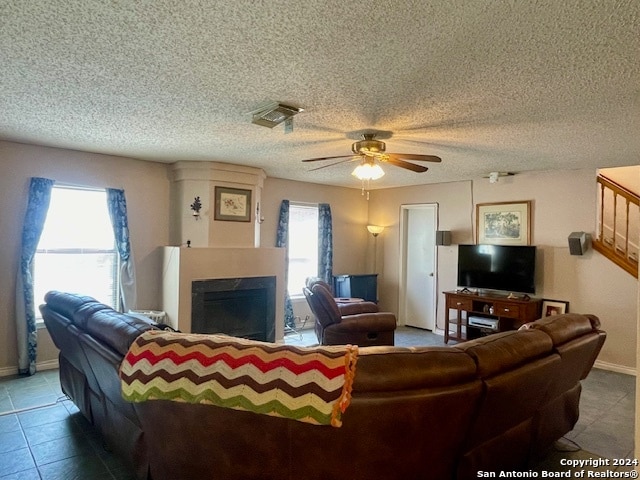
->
[593, 175, 638, 278]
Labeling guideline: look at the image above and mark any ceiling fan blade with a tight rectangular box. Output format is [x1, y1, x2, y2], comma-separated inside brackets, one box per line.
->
[302, 155, 355, 162]
[308, 156, 360, 171]
[383, 157, 429, 173]
[388, 153, 442, 162]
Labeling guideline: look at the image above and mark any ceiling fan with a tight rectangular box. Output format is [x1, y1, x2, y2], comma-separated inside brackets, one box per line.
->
[302, 133, 442, 180]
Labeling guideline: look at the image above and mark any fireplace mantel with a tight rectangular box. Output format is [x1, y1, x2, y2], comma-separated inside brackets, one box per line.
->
[161, 246, 286, 340]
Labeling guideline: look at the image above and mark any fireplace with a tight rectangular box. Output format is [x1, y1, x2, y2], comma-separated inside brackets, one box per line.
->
[191, 276, 276, 342]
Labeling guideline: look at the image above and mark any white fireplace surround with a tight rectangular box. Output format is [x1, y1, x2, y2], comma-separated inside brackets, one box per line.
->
[162, 162, 285, 340]
[161, 246, 286, 340]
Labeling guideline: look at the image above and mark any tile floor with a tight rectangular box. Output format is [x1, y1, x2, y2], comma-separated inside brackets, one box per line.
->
[0, 369, 135, 479]
[0, 326, 634, 479]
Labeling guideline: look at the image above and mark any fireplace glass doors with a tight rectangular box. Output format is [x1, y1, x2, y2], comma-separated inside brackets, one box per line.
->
[191, 276, 276, 342]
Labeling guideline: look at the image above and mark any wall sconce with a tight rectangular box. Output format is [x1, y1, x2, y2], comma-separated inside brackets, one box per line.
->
[256, 202, 265, 224]
[190, 196, 202, 220]
[367, 225, 385, 237]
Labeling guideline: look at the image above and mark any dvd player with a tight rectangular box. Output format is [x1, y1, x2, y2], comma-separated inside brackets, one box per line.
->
[468, 316, 499, 331]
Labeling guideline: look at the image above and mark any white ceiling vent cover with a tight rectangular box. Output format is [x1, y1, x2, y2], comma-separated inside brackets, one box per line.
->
[251, 102, 304, 128]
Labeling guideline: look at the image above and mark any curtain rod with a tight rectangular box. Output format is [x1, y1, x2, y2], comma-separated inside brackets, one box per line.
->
[290, 200, 320, 206]
[53, 181, 117, 191]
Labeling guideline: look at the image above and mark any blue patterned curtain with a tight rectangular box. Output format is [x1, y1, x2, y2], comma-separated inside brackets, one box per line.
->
[106, 188, 137, 312]
[318, 203, 333, 284]
[16, 177, 55, 375]
[275, 200, 295, 329]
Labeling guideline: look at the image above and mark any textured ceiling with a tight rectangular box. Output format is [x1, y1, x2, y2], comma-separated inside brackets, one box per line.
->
[1, 1, 639, 189]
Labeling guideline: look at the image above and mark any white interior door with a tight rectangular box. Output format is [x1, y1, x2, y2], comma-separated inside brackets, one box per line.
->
[399, 204, 437, 330]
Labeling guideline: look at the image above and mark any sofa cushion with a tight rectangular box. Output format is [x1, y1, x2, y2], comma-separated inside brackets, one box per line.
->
[454, 329, 553, 378]
[337, 302, 379, 315]
[84, 310, 157, 356]
[73, 302, 114, 329]
[354, 346, 478, 391]
[332, 313, 396, 332]
[305, 277, 333, 293]
[43, 291, 106, 321]
[525, 313, 600, 346]
[311, 283, 341, 322]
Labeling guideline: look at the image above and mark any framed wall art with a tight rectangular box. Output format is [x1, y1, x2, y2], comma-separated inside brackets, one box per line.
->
[476, 200, 531, 245]
[214, 186, 252, 222]
[541, 299, 569, 317]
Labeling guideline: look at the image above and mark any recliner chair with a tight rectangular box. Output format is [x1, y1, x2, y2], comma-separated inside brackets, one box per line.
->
[305, 276, 380, 316]
[303, 282, 396, 346]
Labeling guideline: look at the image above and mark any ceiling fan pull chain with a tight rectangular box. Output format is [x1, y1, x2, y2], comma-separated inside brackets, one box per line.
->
[360, 180, 371, 200]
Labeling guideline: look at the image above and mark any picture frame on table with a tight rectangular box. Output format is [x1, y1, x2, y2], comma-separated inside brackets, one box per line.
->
[214, 186, 252, 222]
[476, 200, 532, 245]
[541, 299, 569, 317]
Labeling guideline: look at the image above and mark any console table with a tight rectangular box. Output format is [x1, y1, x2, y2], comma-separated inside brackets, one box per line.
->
[443, 291, 542, 343]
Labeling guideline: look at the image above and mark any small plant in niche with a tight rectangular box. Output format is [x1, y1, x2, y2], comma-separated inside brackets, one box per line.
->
[190, 196, 202, 219]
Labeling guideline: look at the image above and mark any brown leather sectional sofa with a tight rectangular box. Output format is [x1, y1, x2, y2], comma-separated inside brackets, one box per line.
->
[41, 291, 605, 480]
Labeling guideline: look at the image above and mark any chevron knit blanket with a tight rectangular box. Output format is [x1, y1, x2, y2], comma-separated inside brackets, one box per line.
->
[119, 330, 359, 427]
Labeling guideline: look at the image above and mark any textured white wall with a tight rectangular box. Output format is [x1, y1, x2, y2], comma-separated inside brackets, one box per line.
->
[1, 140, 634, 373]
[371, 168, 638, 371]
[260, 177, 370, 277]
[0, 141, 170, 373]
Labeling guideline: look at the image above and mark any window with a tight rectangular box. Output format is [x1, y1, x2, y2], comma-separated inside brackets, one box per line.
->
[287, 204, 318, 296]
[34, 186, 119, 315]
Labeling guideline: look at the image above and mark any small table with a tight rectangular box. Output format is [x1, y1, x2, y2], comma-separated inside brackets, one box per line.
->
[334, 297, 364, 304]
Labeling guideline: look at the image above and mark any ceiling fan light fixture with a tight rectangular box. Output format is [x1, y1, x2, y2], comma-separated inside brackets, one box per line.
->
[352, 134, 386, 155]
[352, 162, 385, 180]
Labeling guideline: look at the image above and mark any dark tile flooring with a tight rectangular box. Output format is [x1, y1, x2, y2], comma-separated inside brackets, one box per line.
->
[0, 327, 634, 479]
[0, 369, 135, 479]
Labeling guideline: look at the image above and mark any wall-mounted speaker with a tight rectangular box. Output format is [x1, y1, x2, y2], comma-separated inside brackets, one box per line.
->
[568, 232, 591, 255]
[436, 230, 452, 246]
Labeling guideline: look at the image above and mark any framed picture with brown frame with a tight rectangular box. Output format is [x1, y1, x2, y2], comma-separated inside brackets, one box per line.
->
[214, 186, 252, 222]
[541, 299, 569, 317]
[476, 200, 532, 245]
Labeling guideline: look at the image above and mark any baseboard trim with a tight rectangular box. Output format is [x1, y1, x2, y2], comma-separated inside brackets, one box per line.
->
[593, 360, 636, 376]
[0, 359, 60, 378]
[37, 359, 60, 372]
[0, 366, 17, 377]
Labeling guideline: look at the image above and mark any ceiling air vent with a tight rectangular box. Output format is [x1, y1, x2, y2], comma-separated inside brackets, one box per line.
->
[251, 102, 304, 129]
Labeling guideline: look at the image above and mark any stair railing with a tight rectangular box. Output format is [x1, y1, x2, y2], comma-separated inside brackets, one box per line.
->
[593, 174, 639, 278]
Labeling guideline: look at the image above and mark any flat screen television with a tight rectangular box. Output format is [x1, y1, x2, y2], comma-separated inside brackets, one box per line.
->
[457, 244, 536, 294]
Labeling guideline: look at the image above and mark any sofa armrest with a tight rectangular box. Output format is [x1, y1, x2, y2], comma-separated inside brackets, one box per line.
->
[337, 302, 379, 316]
[337, 312, 397, 332]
